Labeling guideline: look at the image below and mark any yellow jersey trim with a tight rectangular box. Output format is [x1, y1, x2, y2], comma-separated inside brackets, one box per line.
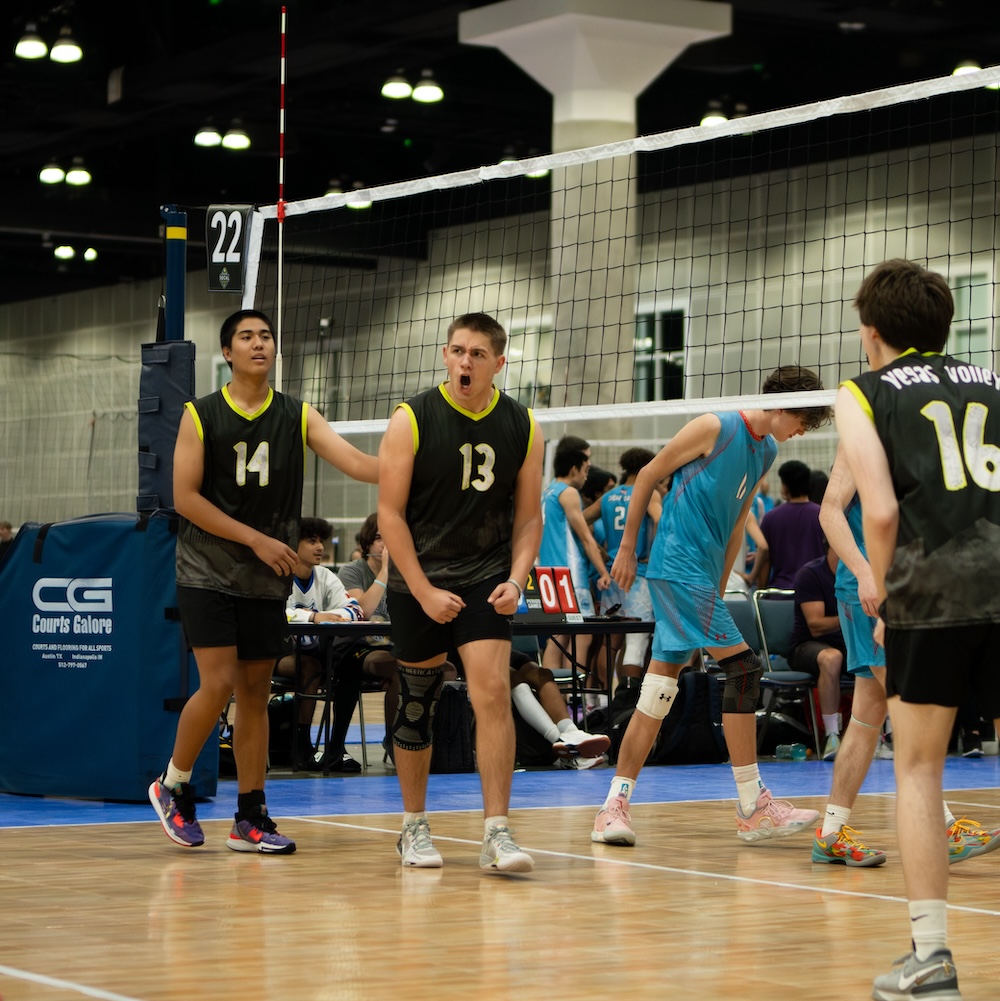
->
[840, 380, 874, 422]
[397, 402, 419, 454]
[222, 383, 274, 420]
[436, 382, 500, 420]
[300, 402, 309, 466]
[184, 400, 204, 442]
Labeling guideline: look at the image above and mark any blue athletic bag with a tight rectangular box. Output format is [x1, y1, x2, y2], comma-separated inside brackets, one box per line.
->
[0, 511, 217, 801]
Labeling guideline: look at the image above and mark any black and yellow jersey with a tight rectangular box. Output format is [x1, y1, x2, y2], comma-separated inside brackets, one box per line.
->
[389, 384, 535, 593]
[176, 385, 307, 600]
[844, 350, 1000, 628]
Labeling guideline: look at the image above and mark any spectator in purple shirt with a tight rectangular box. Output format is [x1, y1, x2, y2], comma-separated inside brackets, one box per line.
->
[754, 460, 825, 589]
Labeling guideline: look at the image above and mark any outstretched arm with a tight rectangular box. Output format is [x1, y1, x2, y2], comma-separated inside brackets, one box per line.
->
[306, 406, 378, 483]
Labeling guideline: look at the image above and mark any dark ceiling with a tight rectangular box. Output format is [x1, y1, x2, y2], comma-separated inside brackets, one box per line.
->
[1, 0, 999, 305]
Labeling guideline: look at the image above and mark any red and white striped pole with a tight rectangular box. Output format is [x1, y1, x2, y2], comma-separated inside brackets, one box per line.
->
[275, 5, 287, 392]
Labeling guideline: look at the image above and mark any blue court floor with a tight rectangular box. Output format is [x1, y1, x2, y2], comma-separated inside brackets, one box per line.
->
[2, 749, 998, 829]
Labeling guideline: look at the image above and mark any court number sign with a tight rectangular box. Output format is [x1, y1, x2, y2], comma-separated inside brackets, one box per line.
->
[207, 204, 252, 293]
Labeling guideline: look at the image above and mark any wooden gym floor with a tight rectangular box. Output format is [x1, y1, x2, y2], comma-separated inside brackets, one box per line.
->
[2, 729, 999, 1000]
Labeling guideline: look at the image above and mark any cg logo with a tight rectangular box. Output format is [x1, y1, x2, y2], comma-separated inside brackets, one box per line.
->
[32, 577, 114, 613]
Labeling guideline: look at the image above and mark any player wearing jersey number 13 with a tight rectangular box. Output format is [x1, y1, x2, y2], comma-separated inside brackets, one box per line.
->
[378, 312, 543, 873]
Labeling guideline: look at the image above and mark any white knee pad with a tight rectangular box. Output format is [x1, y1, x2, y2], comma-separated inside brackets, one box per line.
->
[637, 673, 679, 720]
[622, 631, 651, 668]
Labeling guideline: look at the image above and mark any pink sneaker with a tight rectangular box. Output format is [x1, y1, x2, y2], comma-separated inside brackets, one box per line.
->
[735, 789, 820, 843]
[591, 794, 636, 846]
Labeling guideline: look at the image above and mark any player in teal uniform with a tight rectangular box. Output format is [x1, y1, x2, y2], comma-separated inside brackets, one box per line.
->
[592, 366, 830, 847]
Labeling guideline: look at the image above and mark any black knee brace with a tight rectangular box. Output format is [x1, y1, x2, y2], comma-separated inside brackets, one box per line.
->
[391, 666, 445, 751]
[718, 650, 763, 713]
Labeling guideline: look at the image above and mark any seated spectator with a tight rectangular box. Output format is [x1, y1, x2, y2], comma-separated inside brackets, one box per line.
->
[789, 543, 847, 760]
[754, 459, 825, 588]
[274, 517, 365, 772]
[809, 467, 830, 505]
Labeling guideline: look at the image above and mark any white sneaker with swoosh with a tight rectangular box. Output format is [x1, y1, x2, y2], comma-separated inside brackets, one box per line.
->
[871, 948, 961, 1000]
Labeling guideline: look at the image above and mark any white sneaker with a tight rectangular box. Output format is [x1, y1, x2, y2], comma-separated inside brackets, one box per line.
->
[397, 817, 443, 868]
[480, 825, 534, 873]
[553, 727, 611, 759]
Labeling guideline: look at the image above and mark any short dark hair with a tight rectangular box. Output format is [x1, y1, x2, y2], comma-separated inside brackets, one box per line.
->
[298, 516, 332, 542]
[556, 434, 590, 454]
[357, 512, 379, 557]
[582, 466, 616, 503]
[554, 448, 589, 478]
[808, 468, 829, 505]
[853, 258, 954, 353]
[618, 447, 655, 479]
[220, 309, 275, 368]
[761, 365, 830, 431]
[447, 312, 507, 355]
[778, 460, 812, 498]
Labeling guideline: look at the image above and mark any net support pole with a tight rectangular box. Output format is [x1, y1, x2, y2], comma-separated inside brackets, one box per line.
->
[275, 6, 287, 392]
[159, 204, 187, 342]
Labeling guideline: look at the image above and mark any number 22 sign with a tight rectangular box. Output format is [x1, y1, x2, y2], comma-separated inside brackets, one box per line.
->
[207, 204, 252, 293]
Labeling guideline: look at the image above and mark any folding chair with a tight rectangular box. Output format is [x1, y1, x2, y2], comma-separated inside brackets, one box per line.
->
[752, 588, 822, 753]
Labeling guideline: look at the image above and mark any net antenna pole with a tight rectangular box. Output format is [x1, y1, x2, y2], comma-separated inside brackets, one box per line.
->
[275, 5, 287, 392]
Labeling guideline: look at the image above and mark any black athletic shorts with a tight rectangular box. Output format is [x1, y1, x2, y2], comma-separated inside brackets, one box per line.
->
[387, 571, 512, 663]
[789, 639, 843, 677]
[885, 622, 1000, 718]
[177, 585, 290, 660]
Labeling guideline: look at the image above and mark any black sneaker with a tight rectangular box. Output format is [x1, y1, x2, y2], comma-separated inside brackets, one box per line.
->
[961, 734, 983, 758]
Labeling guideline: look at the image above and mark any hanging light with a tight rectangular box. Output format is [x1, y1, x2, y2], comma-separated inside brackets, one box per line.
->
[221, 123, 251, 150]
[381, 70, 412, 99]
[14, 24, 47, 59]
[65, 157, 92, 185]
[345, 182, 372, 210]
[700, 101, 728, 127]
[84, 247, 98, 262]
[49, 26, 83, 63]
[525, 165, 550, 179]
[39, 162, 65, 184]
[194, 123, 222, 147]
[325, 180, 343, 197]
[952, 59, 981, 77]
[54, 246, 76, 260]
[412, 69, 444, 104]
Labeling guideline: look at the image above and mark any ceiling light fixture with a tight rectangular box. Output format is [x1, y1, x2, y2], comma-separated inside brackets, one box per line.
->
[379, 118, 398, 133]
[953, 60, 981, 77]
[346, 182, 372, 210]
[84, 247, 98, 262]
[325, 180, 343, 197]
[14, 24, 47, 59]
[65, 157, 92, 185]
[49, 26, 83, 63]
[39, 162, 65, 184]
[194, 123, 223, 147]
[381, 70, 412, 100]
[412, 69, 443, 104]
[54, 245, 76, 260]
[221, 123, 251, 150]
[700, 101, 728, 127]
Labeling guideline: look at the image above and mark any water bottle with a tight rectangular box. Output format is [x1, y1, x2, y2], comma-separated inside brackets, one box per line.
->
[775, 742, 808, 760]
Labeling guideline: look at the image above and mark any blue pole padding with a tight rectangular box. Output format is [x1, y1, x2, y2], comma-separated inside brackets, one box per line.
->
[159, 204, 187, 342]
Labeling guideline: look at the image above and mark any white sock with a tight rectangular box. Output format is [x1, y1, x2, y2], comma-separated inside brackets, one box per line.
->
[556, 718, 577, 735]
[943, 803, 956, 828]
[822, 713, 841, 737]
[909, 899, 947, 960]
[606, 776, 634, 805]
[485, 814, 508, 835]
[511, 682, 561, 743]
[164, 759, 192, 790]
[821, 804, 851, 839]
[732, 763, 764, 815]
[403, 810, 427, 826]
